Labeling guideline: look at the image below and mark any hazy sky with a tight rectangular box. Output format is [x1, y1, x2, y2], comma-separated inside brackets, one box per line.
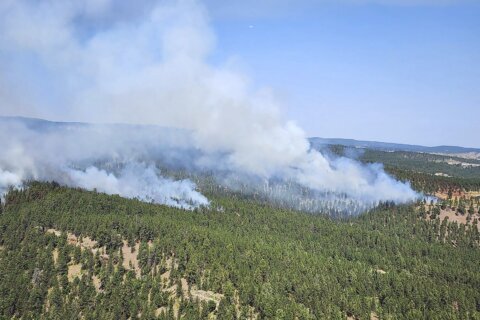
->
[0, 0, 479, 147]
[207, 1, 480, 147]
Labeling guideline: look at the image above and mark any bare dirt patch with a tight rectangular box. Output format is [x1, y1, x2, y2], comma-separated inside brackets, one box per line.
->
[122, 240, 141, 278]
[92, 275, 102, 292]
[46, 228, 61, 236]
[434, 152, 480, 160]
[68, 263, 82, 281]
[160, 269, 171, 286]
[67, 233, 78, 246]
[46, 228, 101, 253]
[181, 278, 189, 297]
[160, 257, 173, 285]
[155, 307, 167, 317]
[437, 210, 470, 225]
[52, 248, 59, 265]
[190, 287, 224, 304]
[435, 191, 480, 200]
[80, 236, 98, 251]
[173, 299, 180, 319]
[163, 284, 177, 295]
[425, 207, 480, 230]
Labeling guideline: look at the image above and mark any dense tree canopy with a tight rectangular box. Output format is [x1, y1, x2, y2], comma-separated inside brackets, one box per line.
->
[0, 182, 479, 319]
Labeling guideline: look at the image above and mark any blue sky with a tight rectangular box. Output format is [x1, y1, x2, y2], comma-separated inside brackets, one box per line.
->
[0, 1, 479, 148]
[208, 1, 480, 147]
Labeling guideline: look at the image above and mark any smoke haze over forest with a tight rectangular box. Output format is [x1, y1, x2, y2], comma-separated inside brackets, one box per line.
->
[0, 0, 420, 213]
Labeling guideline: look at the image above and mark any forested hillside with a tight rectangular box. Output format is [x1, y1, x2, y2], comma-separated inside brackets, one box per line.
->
[1, 182, 479, 319]
[361, 150, 480, 180]
[321, 145, 480, 194]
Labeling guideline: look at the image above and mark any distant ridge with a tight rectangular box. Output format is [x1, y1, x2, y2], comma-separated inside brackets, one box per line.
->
[309, 137, 480, 154]
[0, 116, 88, 131]
[2, 116, 478, 154]
[0, 115, 187, 134]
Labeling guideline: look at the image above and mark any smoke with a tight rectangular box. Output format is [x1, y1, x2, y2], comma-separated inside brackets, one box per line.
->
[66, 164, 209, 209]
[0, 119, 209, 208]
[0, 0, 418, 213]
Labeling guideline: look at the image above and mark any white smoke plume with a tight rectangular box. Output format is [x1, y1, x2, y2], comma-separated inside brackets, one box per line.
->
[0, 119, 209, 208]
[0, 0, 418, 213]
[66, 164, 208, 209]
